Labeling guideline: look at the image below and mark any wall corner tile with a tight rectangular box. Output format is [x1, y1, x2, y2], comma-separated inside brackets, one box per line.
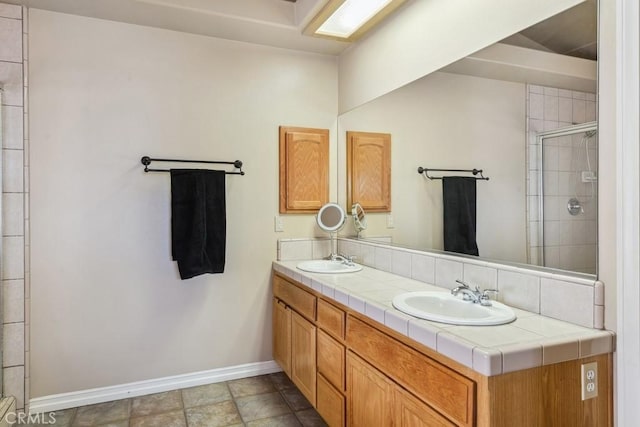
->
[593, 305, 604, 329]
[472, 347, 502, 376]
[579, 330, 613, 357]
[594, 280, 605, 305]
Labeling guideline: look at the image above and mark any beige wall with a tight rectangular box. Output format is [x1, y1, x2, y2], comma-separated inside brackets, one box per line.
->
[338, 0, 585, 113]
[28, 10, 338, 397]
[22, 0, 621, 403]
[338, 72, 527, 263]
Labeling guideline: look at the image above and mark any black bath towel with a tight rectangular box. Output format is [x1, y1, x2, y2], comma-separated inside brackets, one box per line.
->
[171, 169, 226, 279]
[442, 176, 479, 256]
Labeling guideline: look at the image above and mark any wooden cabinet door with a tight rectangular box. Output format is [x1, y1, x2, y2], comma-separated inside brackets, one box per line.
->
[272, 299, 291, 377]
[347, 131, 391, 212]
[279, 126, 329, 213]
[394, 386, 455, 427]
[346, 352, 393, 427]
[317, 373, 345, 427]
[291, 310, 317, 405]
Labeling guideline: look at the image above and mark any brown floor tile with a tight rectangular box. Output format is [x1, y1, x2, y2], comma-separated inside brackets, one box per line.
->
[280, 388, 312, 411]
[26, 409, 76, 427]
[182, 382, 232, 409]
[185, 400, 242, 427]
[235, 392, 291, 422]
[130, 409, 186, 427]
[131, 390, 183, 417]
[228, 376, 275, 398]
[95, 421, 129, 427]
[44, 376, 326, 427]
[268, 372, 295, 391]
[295, 408, 328, 427]
[246, 413, 302, 427]
[72, 400, 130, 426]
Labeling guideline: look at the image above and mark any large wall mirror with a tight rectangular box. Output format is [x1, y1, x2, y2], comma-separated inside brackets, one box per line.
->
[337, 0, 598, 277]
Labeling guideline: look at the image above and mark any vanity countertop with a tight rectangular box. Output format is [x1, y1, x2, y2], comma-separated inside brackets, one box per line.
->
[272, 260, 615, 376]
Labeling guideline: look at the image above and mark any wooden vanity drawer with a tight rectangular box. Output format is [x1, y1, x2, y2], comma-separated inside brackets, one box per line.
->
[317, 299, 345, 339]
[273, 274, 316, 321]
[346, 315, 475, 427]
[318, 329, 345, 391]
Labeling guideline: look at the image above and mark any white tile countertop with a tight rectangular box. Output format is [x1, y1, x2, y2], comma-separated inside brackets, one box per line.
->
[272, 260, 615, 376]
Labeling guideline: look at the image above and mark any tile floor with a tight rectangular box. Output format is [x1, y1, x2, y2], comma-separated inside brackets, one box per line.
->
[28, 373, 328, 427]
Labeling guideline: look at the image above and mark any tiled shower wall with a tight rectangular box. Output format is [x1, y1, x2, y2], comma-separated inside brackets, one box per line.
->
[540, 131, 598, 274]
[526, 85, 597, 274]
[0, 3, 28, 411]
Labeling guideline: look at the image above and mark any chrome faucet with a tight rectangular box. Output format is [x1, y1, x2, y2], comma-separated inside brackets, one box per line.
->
[451, 280, 499, 306]
[333, 253, 357, 266]
[328, 253, 357, 266]
[451, 280, 481, 301]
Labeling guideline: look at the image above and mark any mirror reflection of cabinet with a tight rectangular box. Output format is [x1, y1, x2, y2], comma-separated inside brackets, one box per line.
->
[279, 126, 330, 213]
[347, 131, 391, 212]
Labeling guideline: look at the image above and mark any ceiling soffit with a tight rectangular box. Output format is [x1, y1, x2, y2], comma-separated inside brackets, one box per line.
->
[5, 0, 596, 59]
[6, 0, 348, 54]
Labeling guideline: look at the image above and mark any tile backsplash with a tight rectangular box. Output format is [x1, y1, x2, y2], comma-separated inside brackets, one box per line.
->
[277, 238, 603, 329]
[277, 238, 330, 261]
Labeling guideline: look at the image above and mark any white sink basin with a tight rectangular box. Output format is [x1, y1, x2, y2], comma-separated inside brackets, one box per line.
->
[392, 291, 516, 326]
[297, 260, 363, 274]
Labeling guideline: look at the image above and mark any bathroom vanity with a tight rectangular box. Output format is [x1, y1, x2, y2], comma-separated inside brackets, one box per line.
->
[272, 262, 613, 427]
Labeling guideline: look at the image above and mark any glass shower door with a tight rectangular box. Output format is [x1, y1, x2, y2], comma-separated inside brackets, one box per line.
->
[538, 122, 598, 275]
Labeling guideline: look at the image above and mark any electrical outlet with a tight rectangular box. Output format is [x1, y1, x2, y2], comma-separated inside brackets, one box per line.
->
[581, 362, 598, 400]
[274, 216, 284, 232]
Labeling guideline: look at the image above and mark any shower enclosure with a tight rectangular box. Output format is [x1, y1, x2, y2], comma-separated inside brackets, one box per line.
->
[531, 122, 598, 275]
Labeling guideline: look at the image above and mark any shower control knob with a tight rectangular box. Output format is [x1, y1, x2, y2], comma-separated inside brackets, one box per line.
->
[567, 198, 583, 216]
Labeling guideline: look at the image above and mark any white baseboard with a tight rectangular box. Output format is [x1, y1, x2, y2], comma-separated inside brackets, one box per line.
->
[29, 360, 282, 414]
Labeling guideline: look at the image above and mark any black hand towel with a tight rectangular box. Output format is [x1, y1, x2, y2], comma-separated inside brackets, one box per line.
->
[171, 169, 226, 279]
[442, 176, 479, 256]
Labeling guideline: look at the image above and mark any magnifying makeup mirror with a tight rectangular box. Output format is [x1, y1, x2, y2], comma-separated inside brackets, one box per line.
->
[317, 203, 346, 258]
[352, 203, 367, 237]
[317, 203, 346, 232]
